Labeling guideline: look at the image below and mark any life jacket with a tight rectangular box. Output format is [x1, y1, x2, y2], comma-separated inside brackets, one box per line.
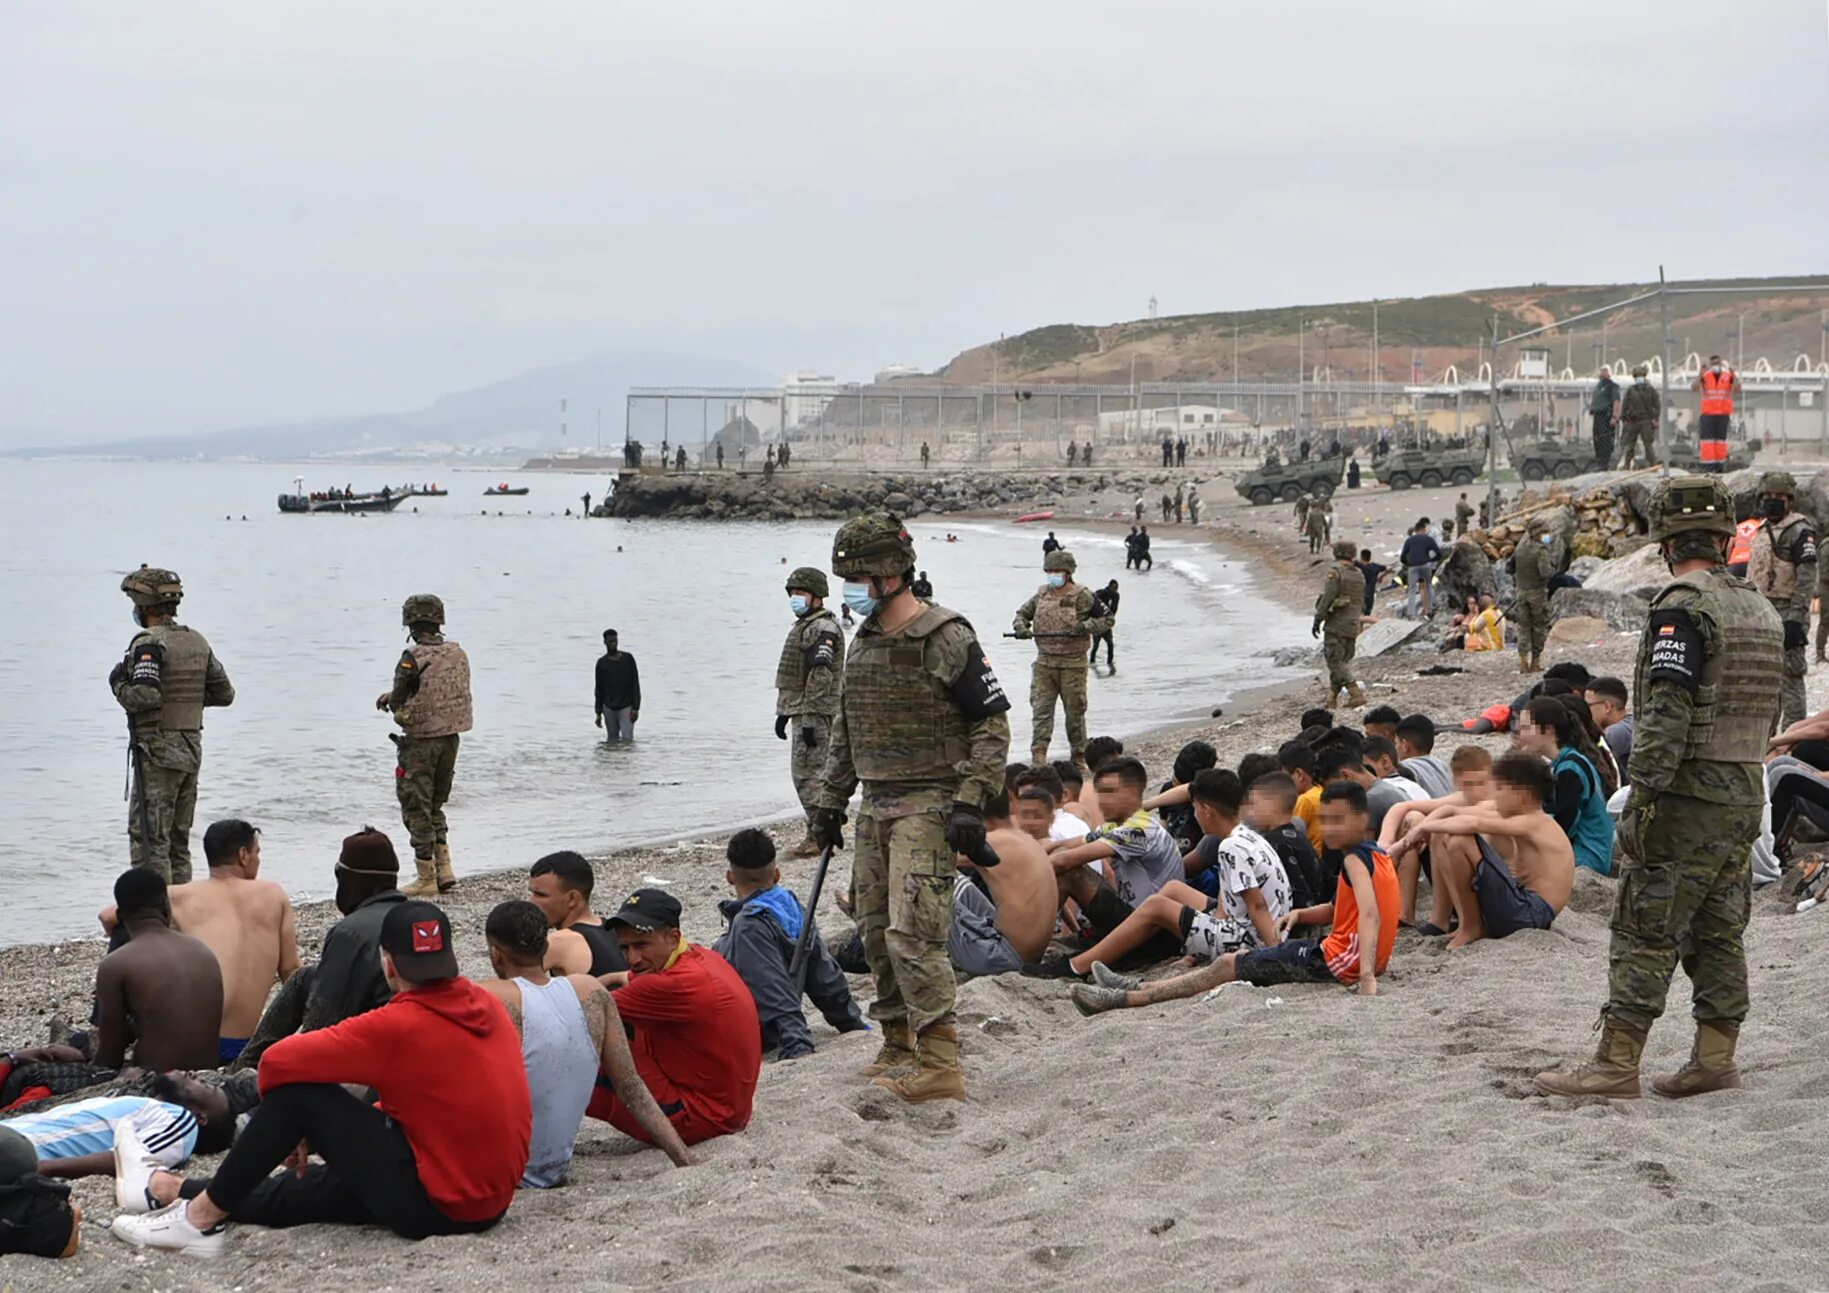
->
[1699, 368, 1735, 416]
[1728, 518, 1759, 568]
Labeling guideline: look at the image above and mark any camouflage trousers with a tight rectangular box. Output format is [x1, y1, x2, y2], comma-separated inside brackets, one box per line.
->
[1816, 597, 1829, 658]
[788, 714, 833, 827]
[1616, 420, 1658, 469]
[1606, 795, 1756, 1033]
[853, 804, 957, 1034]
[1513, 592, 1551, 658]
[395, 733, 460, 862]
[1780, 636, 1807, 731]
[127, 731, 202, 884]
[1322, 631, 1357, 695]
[1030, 654, 1089, 765]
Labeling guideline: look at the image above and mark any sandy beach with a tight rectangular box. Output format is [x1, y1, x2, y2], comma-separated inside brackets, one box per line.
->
[8, 476, 1829, 1291]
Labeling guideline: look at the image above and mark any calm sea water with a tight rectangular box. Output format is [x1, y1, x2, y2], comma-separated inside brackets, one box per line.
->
[0, 460, 1306, 943]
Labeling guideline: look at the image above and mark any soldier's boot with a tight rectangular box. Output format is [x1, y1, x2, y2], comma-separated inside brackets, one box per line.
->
[434, 843, 458, 892]
[1652, 1021, 1743, 1098]
[1533, 1017, 1648, 1099]
[874, 1023, 965, 1103]
[790, 834, 822, 859]
[858, 1021, 917, 1077]
[1519, 651, 1533, 674]
[402, 854, 439, 898]
[1343, 683, 1367, 707]
[1030, 748, 1049, 768]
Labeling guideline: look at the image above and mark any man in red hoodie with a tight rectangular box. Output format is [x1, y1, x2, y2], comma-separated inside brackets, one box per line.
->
[109, 901, 529, 1257]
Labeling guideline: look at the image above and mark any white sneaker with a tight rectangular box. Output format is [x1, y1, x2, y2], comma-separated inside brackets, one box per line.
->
[110, 1199, 226, 1258]
[112, 1116, 160, 1215]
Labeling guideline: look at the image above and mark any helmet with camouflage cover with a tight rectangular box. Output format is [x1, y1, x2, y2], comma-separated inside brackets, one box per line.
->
[785, 565, 829, 598]
[1759, 469, 1797, 498]
[1631, 364, 1648, 378]
[401, 593, 446, 627]
[121, 565, 182, 609]
[1043, 549, 1076, 574]
[831, 512, 915, 579]
[1648, 474, 1734, 541]
[1333, 540, 1356, 561]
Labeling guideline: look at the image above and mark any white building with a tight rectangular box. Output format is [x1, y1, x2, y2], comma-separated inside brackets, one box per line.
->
[1096, 403, 1245, 439]
[782, 370, 842, 428]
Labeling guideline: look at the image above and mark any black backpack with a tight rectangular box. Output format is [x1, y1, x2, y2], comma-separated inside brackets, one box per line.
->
[0, 1174, 77, 1257]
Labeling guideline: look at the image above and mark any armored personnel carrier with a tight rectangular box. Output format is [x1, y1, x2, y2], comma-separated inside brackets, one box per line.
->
[1373, 445, 1484, 490]
[1234, 454, 1348, 506]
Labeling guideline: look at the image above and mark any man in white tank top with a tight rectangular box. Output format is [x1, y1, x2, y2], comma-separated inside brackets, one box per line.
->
[477, 903, 694, 1185]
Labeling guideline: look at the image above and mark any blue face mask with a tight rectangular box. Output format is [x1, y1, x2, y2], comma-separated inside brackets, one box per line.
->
[1046, 573, 1066, 589]
[789, 594, 810, 617]
[843, 582, 879, 618]
[1541, 535, 1553, 545]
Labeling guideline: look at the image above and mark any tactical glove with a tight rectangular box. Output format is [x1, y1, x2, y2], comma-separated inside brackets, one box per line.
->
[809, 807, 847, 851]
[1785, 621, 1808, 651]
[1311, 622, 1322, 639]
[774, 715, 790, 741]
[946, 802, 987, 859]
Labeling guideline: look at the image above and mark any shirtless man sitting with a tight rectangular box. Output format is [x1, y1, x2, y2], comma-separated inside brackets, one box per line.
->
[101, 821, 298, 1065]
[1377, 745, 1493, 929]
[1389, 752, 1573, 948]
[948, 794, 1058, 977]
[94, 871, 224, 1073]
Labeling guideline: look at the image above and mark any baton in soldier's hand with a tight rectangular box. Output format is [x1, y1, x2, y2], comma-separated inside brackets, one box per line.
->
[1003, 631, 1081, 638]
[789, 840, 838, 991]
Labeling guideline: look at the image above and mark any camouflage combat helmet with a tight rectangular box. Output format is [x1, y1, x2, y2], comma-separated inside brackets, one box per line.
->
[1759, 469, 1798, 498]
[1043, 549, 1076, 574]
[1333, 540, 1357, 561]
[121, 565, 182, 609]
[1649, 475, 1734, 541]
[1631, 364, 1648, 377]
[831, 512, 915, 579]
[785, 565, 829, 598]
[401, 593, 446, 627]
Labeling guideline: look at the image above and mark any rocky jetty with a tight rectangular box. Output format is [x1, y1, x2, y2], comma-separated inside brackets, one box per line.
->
[605, 468, 1181, 521]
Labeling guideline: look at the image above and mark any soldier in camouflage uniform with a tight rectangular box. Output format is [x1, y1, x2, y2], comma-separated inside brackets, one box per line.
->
[1746, 470, 1817, 731]
[110, 566, 235, 883]
[1536, 476, 1783, 1100]
[376, 594, 473, 897]
[1511, 516, 1554, 674]
[1617, 364, 1661, 468]
[810, 513, 1011, 1103]
[1313, 540, 1368, 707]
[1816, 541, 1829, 664]
[1304, 498, 1328, 554]
[1012, 549, 1112, 768]
[776, 565, 846, 858]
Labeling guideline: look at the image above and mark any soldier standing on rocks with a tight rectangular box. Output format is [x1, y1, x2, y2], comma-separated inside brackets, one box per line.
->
[1512, 517, 1554, 674]
[1536, 476, 1782, 1100]
[1313, 540, 1370, 707]
[1747, 470, 1817, 731]
[776, 566, 846, 858]
[1013, 549, 1112, 768]
[376, 594, 472, 897]
[1455, 492, 1475, 539]
[111, 566, 235, 883]
[1618, 365, 1661, 468]
[810, 513, 1011, 1103]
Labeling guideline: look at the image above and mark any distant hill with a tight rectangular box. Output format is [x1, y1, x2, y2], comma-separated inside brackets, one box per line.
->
[936, 275, 1829, 387]
[7, 350, 776, 461]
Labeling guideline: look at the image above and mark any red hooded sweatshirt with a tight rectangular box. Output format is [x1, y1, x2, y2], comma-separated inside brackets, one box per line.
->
[259, 977, 530, 1223]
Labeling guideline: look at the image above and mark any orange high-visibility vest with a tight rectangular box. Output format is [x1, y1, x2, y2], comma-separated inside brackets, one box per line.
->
[1728, 518, 1758, 567]
[1700, 368, 1736, 416]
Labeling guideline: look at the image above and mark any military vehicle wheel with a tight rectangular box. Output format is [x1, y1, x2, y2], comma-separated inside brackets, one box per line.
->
[1450, 467, 1475, 486]
[1279, 483, 1302, 503]
[1310, 480, 1334, 500]
[1250, 487, 1273, 506]
[1388, 473, 1412, 490]
[1552, 460, 1580, 480]
[1519, 461, 1547, 482]
[1420, 469, 1444, 488]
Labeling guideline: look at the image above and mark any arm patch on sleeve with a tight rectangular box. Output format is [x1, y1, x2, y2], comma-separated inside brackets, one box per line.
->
[129, 641, 164, 687]
[947, 636, 1012, 720]
[806, 629, 842, 671]
[1795, 527, 1817, 564]
[1645, 608, 1704, 692]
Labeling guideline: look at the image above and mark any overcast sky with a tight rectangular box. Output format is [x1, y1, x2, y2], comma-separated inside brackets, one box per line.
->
[3, 0, 1825, 443]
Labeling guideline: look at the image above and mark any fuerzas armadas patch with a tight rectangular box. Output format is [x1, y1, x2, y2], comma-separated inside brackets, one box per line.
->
[949, 637, 1012, 719]
[1645, 608, 1703, 692]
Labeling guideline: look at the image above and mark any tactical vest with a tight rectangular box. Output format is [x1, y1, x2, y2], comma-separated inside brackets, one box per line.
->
[843, 605, 973, 785]
[1699, 368, 1735, 415]
[398, 638, 474, 738]
[1322, 565, 1360, 634]
[1635, 570, 1782, 781]
[1031, 585, 1090, 656]
[1747, 515, 1808, 604]
[1515, 541, 1551, 592]
[1621, 383, 1659, 424]
[774, 609, 844, 717]
[131, 624, 213, 733]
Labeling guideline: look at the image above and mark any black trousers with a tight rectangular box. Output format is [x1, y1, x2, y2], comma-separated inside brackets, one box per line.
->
[1591, 413, 1615, 468]
[182, 1083, 500, 1240]
[1089, 631, 1115, 665]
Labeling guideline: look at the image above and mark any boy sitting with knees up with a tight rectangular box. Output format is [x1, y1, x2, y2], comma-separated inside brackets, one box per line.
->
[1069, 781, 1397, 1014]
[1045, 756, 1184, 939]
[1388, 752, 1572, 948]
[1027, 769, 1290, 978]
[1377, 745, 1494, 929]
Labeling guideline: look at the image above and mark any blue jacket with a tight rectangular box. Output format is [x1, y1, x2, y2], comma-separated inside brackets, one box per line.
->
[713, 887, 865, 1059]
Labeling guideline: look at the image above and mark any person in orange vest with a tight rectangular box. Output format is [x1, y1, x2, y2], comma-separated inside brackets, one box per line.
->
[1727, 514, 1759, 577]
[1691, 354, 1739, 474]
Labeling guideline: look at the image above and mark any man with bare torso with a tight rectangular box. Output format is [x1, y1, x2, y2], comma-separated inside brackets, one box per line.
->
[948, 795, 1058, 976]
[1390, 752, 1573, 948]
[101, 820, 298, 1065]
[94, 870, 223, 1073]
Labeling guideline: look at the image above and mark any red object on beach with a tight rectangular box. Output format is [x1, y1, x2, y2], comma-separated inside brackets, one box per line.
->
[1015, 511, 1054, 523]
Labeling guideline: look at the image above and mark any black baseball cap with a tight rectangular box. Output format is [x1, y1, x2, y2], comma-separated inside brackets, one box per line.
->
[607, 887, 682, 932]
[380, 900, 460, 983]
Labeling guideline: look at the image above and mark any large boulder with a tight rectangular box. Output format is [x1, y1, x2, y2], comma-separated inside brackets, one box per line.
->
[1550, 585, 1649, 633]
[1582, 543, 1670, 601]
[1545, 615, 1616, 651]
[1433, 539, 1497, 611]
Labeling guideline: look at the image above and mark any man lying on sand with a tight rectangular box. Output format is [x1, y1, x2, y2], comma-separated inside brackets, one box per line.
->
[1070, 782, 1398, 1014]
[948, 794, 1057, 976]
[1378, 745, 1494, 928]
[1389, 753, 1573, 948]
[2, 1076, 239, 1183]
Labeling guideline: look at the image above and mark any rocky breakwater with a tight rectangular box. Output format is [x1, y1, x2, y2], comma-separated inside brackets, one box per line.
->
[606, 468, 1167, 521]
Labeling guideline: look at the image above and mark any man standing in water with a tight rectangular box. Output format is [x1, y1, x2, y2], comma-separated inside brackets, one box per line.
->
[595, 630, 641, 742]
[776, 567, 846, 858]
[810, 513, 1011, 1102]
[377, 595, 472, 897]
[111, 566, 235, 884]
[1013, 549, 1111, 767]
